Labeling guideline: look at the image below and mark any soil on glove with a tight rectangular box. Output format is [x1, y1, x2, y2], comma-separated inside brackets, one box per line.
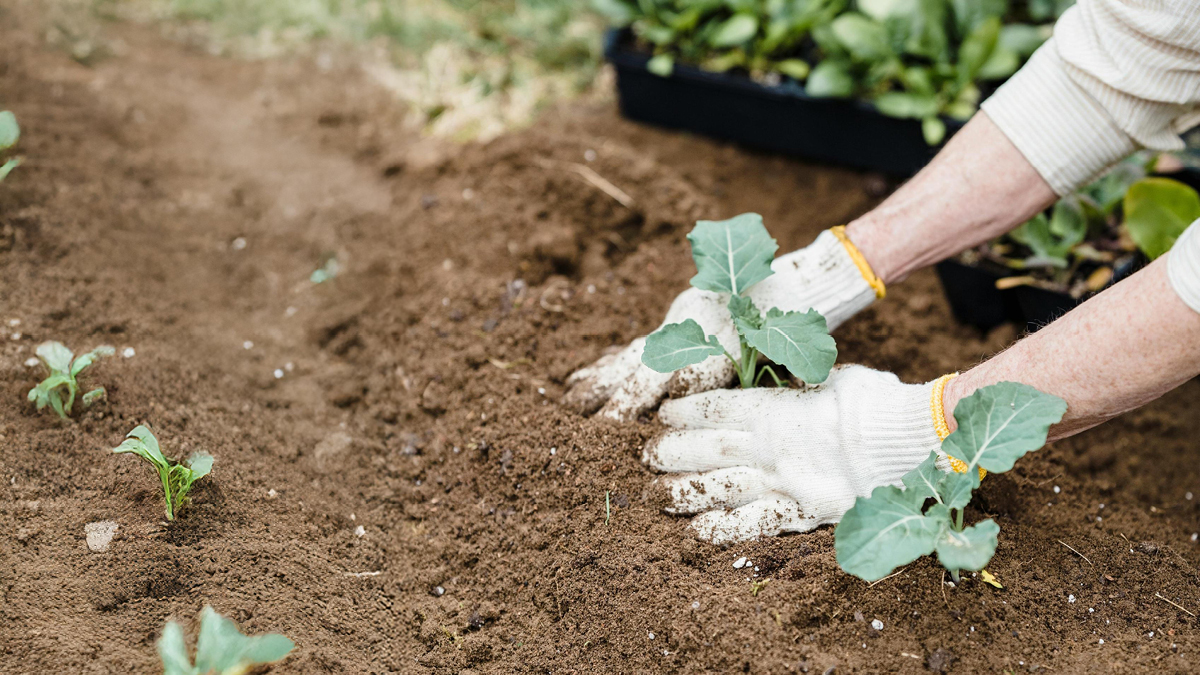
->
[2, 10, 1199, 675]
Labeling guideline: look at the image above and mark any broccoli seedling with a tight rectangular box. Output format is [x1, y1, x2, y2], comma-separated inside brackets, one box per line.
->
[0, 110, 19, 182]
[113, 425, 213, 521]
[159, 605, 294, 675]
[835, 382, 1067, 583]
[27, 341, 115, 419]
[641, 213, 836, 388]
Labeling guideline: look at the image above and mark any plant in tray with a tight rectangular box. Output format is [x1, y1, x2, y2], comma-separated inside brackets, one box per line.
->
[640, 213, 836, 388]
[835, 381, 1066, 582]
[0, 110, 20, 181]
[113, 425, 213, 521]
[159, 605, 294, 675]
[27, 341, 115, 419]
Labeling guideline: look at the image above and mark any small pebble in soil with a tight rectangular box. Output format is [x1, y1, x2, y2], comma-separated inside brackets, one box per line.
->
[231, 237, 247, 250]
[550, 447, 556, 456]
[587, 285, 596, 294]
[1191, 533, 1198, 542]
[285, 306, 298, 317]
[538, 387, 546, 395]
[11, 332, 21, 340]
[1068, 595, 1076, 603]
[871, 619, 883, 631]
[354, 525, 365, 537]
[122, 347, 135, 358]
[462, 188, 475, 200]
[243, 340, 254, 350]
[442, 297, 449, 306]
[285, 362, 295, 372]
[1188, 492, 1194, 501]
[24, 357, 39, 367]
[733, 557, 748, 569]
[691, 601, 700, 610]
[584, 149, 597, 162]
[1148, 632, 1155, 638]
[1089, 608, 1094, 613]
[1053, 485, 1061, 494]
[84, 521, 119, 552]
[7, 318, 19, 326]
[273, 369, 284, 379]
[433, 586, 445, 596]
[648, 633, 655, 640]
[1099, 639, 1105, 645]
[267, 489, 277, 498]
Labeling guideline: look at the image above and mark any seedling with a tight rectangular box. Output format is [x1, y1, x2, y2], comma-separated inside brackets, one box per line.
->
[835, 382, 1066, 583]
[159, 605, 294, 675]
[27, 341, 115, 419]
[0, 110, 20, 181]
[113, 425, 213, 521]
[641, 213, 836, 388]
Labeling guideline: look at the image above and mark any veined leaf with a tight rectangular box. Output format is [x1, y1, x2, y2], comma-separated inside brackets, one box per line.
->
[1010, 213, 1069, 267]
[1124, 177, 1200, 259]
[158, 621, 195, 675]
[941, 382, 1067, 482]
[738, 308, 836, 383]
[935, 519, 999, 572]
[937, 469, 976, 510]
[194, 606, 294, 675]
[805, 59, 854, 97]
[726, 294, 763, 331]
[687, 213, 778, 295]
[830, 13, 891, 61]
[710, 13, 758, 47]
[0, 111, 18, 150]
[188, 453, 215, 481]
[642, 319, 725, 372]
[114, 425, 170, 468]
[900, 451, 944, 503]
[36, 341, 74, 374]
[1048, 195, 1088, 243]
[835, 484, 949, 581]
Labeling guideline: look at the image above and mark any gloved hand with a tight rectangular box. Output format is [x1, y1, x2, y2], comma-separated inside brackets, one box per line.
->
[565, 229, 882, 421]
[643, 365, 951, 544]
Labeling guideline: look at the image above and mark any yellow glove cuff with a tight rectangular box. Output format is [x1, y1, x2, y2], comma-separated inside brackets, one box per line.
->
[831, 225, 886, 299]
[930, 372, 986, 479]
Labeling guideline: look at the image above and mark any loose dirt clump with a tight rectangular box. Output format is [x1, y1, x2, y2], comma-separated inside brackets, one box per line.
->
[1, 9, 1198, 674]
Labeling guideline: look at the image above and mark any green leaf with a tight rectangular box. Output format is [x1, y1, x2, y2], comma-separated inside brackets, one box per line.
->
[922, 116, 946, 145]
[0, 111, 18, 150]
[998, 23, 1049, 58]
[957, 16, 1001, 83]
[1124, 177, 1200, 259]
[858, 0, 916, 21]
[726, 294, 763, 331]
[687, 213, 778, 295]
[82, 387, 106, 406]
[48, 390, 67, 419]
[591, 0, 636, 25]
[0, 158, 20, 182]
[1084, 159, 1147, 214]
[901, 451, 945, 503]
[194, 606, 294, 674]
[158, 621, 196, 675]
[738, 308, 836, 384]
[941, 382, 1067, 480]
[36, 341, 74, 374]
[805, 59, 854, 97]
[710, 13, 758, 47]
[114, 425, 170, 468]
[71, 345, 115, 377]
[935, 519, 1000, 572]
[830, 13, 891, 61]
[949, 0, 1007, 34]
[1048, 196, 1088, 244]
[647, 53, 675, 77]
[873, 92, 939, 119]
[642, 320, 726, 372]
[774, 58, 810, 80]
[188, 453, 214, 481]
[1028, 0, 1074, 21]
[1009, 213, 1069, 267]
[835, 484, 949, 581]
[977, 47, 1019, 80]
[937, 470, 976, 510]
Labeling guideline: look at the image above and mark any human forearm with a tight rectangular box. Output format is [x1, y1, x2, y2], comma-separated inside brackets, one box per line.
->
[942, 254, 1200, 441]
[844, 112, 1057, 284]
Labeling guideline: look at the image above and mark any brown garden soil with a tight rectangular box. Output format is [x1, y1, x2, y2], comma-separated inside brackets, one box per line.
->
[3, 7, 1200, 674]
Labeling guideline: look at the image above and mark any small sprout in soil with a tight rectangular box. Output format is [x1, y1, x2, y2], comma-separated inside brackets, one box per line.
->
[749, 578, 770, 596]
[113, 425, 213, 521]
[310, 256, 340, 283]
[0, 110, 21, 182]
[26, 341, 115, 419]
[158, 605, 293, 675]
[835, 382, 1067, 583]
[641, 214, 836, 388]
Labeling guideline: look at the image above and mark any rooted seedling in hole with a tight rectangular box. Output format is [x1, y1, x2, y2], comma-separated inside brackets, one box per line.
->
[113, 425, 213, 521]
[835, 382, 1067, 582]
[158, 605, 293, 675]
[27, 341, 115, 419]
[641, 213, 836, 388]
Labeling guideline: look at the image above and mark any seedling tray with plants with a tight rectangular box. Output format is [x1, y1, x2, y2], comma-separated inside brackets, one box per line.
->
[598, 1, 1068, 175]
[937, 157, 1200, 331]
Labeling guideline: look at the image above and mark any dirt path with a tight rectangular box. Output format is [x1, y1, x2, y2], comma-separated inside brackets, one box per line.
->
[2, 8, 1199, 674]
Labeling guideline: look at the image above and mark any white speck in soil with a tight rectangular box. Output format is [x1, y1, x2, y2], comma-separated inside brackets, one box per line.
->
[10, 332, 21, 340]
[24, 357, 39, 367]
[84, 521, 119, 552]
[733, 557, 747, 569]
[946, 581, 955, 588]
[1192, 533, 1198, 542]
[550, 447, 556, 456]
[285, 362, 295, 372]
[871, 620, 883, 631]
[691, 601, 700, 610]
[243, 340, 254, 350]
[232, 237, 247, 250]
[434, 586, 445, 596]
[1148, 632, 1154, 638]
[285, 306, 298, 317]
[267, 489, 277, 498]
[122, 347, 135, 358]
[969, 626, 975, 633]
[1089, 608, 1094, 613]
[273, 369, 284, 379]
[538, 387, 546, 395]
[648, 633, 655, 640]
[1187, 492, 1194, 501]
[442, 297, 449, 306]
[1053, 485, 1061, 494]
[753, 566, 759, 572]
[1099, 503, 1105, 509]
[7, 318, 19, 326]
[587, 284, 596, 294]
[462, 188, 475, 200]
[354, 525, 365, 537]
[1068, 595, 1076, 603]
[584, 149, 597, 162]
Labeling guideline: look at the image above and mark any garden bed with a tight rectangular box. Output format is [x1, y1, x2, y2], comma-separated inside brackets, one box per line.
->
[2, 10, 1199, 674]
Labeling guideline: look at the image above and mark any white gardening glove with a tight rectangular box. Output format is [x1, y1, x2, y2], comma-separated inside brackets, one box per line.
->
[565, 229, 882, 420]
[643, 365, 952, 544]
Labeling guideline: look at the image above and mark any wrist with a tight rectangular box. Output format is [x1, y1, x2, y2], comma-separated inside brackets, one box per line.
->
[758, 230, 877, 330]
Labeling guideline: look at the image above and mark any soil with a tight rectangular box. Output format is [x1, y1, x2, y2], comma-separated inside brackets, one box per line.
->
[2, 7, 1199, 674]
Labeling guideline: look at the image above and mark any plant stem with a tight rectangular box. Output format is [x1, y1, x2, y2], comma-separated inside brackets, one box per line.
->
[159, 467, 175, 521]
[954, 508, 963, 531]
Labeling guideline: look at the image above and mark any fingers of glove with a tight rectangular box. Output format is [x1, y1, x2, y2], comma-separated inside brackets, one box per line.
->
[658, 467, 771, 515]
[563, 339, 645, 414]
[666, 355, 737, 400]
[643, 429, 754, 472]
[597, 364, 673, 422]
[657, 388, 785, 430]
[689, 495, 817, 545]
